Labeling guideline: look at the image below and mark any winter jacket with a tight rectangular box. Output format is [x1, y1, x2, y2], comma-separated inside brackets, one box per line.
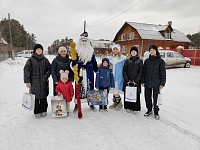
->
[55, 80, 74, 102]
[24, 54, 51, 99]
[95, 65, 115, 89]
[123, 56, 143, 94]
[107, 54, 126, 91]
[51, 55, 74, 83]
[142, 54, 166, 88]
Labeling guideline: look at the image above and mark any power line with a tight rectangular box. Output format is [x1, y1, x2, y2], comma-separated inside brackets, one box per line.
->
[88, 0, 129, 24]
[89, 0, 144, 26]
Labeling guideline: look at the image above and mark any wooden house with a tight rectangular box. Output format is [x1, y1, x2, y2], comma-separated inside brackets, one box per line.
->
[90, 39, 113, 57]
[113, 21, 191, 56]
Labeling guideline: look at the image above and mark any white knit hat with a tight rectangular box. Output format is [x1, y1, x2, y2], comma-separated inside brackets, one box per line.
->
[112, 44, 120, 51]
[58, 46, 67, 54]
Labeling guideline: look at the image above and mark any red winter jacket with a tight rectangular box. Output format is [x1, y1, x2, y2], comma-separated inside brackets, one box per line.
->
[56, 80, 74, 102]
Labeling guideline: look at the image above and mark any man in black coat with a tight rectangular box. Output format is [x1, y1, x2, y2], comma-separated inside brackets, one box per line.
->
[142, 45, 166, 120]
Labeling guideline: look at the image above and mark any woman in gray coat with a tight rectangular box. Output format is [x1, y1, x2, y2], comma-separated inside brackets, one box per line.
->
[24, 44, 51, 118]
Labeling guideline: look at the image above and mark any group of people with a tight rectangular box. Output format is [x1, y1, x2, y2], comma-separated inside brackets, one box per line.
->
[23, 32, 166, 120]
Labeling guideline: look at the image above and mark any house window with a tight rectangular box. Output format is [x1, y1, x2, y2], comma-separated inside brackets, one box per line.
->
[122, 45, 126, 53]
[165, 31, 171, 39]
[129, 32, 134, 40]
[121, 34, 125, 41]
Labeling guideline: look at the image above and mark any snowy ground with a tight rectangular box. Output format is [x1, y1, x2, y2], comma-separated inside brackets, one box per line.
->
[0, 55, 200, 150]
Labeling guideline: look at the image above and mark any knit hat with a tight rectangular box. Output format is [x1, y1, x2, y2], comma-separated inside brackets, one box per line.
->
[112, 44, 120, 51]
[60, 70, 69, 82]
[102, 58, 109, 65]
[149, 45, 159, 55]
[58, 46, 67, 54]
[33, 44, 43, 54]
[130, 46, 138, 54]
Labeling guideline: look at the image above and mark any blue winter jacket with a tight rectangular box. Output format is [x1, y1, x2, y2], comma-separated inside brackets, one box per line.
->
[95, 66, 115, 89]
[107, 54, 126, 91]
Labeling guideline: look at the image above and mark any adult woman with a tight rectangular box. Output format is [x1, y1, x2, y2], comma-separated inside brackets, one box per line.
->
[51, 46, 74, 96]
[123, 46, 143, 113]
[107, 44, 126, 110]
[24, 44, 51, 118]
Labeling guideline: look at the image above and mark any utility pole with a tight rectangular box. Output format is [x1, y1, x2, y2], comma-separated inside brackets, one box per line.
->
[84, 21, 86, 32]
[8, 13, 12, 50]
[8, 13, 14, 59]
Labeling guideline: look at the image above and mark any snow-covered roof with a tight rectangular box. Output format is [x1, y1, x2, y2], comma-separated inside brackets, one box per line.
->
[126, 22, 191, 42]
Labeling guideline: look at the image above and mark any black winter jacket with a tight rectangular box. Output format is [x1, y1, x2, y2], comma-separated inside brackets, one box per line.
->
[123, 56, 143, 94]
[51, 55, 74, 83]
[142, 54, 166, 88]
[24, 54, 51, 99]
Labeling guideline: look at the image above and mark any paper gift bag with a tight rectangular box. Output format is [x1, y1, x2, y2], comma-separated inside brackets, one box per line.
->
[125, 86, 137, 102]
[157, 90, 162, 105]
[87, 90, 107, 105]
[50, 96, 67, 117]
[22, 93, 35, 111]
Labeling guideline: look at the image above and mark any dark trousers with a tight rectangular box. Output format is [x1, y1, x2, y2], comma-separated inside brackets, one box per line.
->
[34, 98, 48, 115]
[144, 87, 159, 113]
[99, 87, 109, 109]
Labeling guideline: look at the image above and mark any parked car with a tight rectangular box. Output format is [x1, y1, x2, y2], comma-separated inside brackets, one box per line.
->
[17, 50, 33, 58]
[143, 50, 191, 68]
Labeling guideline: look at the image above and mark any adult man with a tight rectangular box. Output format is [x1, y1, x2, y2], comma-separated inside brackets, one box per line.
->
[72, 32, 98, 112]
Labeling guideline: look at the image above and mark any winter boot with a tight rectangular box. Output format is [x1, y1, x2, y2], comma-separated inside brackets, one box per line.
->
[144, 110, 152, 117]
[73, 104, 78, 114]
[115, 101, 123, 110]
[90, 105, 97, 111]
[41, 112, 47, 117]
[35, 113, 41, 118]
[154, 112, 160, 120]
[109, 102, 118, 109]
[126, 109, 131, 113]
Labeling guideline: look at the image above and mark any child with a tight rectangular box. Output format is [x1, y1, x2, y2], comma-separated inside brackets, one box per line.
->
[56, 70, 74, 115]
[123, 46, 143, 113]
[142, 45, 166, 120]
[95, 58, 115, 112]
[24, 44, 51, 118]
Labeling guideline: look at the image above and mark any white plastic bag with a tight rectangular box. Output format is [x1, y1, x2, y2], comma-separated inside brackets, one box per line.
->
[157, 90, 162, 105]
[22, 93, 35, 111]
[125, 86, 137, 102]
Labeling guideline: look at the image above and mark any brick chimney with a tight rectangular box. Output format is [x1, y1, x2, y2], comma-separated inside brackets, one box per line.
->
[168, 21, 172, 26]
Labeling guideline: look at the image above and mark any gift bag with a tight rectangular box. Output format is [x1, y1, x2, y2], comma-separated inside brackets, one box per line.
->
[157, 90, 162, 105]
[125, 86, 137, 102]
[87, 90, 107, 105]
[50, 96, 67, 117]
[22, 93, 35, 111]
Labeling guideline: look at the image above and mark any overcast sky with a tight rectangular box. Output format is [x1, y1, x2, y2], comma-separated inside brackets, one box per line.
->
[0, 0, 200, 50]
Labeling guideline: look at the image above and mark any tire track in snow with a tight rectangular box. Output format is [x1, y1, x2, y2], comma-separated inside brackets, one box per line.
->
[160, 117, 200, 143]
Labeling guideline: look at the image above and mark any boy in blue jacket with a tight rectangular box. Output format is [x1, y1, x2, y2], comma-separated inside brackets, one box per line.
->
[95, 58, 115, 111]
